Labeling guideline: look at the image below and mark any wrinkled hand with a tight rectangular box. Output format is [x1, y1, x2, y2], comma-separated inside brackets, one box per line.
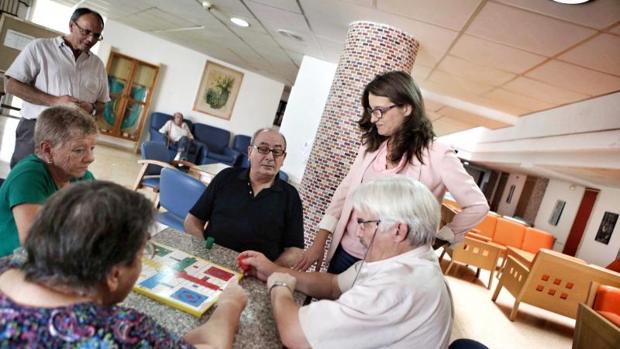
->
[218, 279, 247, 311]
[53, 95, 80, 107]
[75, 100, 95, 114]
[238, 250, 278, 282]
[267, 272, 297, 294]
[292, 242, 325, 271]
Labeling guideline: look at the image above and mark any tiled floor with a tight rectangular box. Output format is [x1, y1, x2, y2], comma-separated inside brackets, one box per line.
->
[0, 116, 574, 348]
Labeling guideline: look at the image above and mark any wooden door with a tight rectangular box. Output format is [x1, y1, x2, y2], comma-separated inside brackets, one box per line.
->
[514, 176, 537, 218]
[563, 188, 599, 256]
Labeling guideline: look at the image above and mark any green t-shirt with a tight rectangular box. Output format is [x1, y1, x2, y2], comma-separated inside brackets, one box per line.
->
[0, 154, 94, 257]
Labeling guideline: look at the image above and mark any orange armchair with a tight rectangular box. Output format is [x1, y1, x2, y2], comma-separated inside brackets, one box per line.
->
[573, 282, 620, 349]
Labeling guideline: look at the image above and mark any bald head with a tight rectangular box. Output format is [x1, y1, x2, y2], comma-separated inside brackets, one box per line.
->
[250, 128, 286, 150]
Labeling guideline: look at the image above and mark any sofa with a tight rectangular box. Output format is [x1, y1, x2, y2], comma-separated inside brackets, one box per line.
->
[193, 123, 240, 166]
[466, 215, 555, 267]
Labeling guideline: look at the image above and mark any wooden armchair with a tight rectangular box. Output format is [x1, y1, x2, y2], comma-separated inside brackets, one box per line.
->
[133, 142, 197, 206]
[492, 249, 620, 321]
[573, 282, 620, 349]
[445, 237, 505, 289]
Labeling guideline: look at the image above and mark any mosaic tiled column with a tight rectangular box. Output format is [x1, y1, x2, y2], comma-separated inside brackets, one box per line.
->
[298, 22, 419, 268]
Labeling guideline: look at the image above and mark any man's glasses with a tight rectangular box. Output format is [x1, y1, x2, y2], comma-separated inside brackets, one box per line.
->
[253, 145, 286, 157]
[356, 218, 381, 230]
[366, 104, 399, 119]
[73, 21, 103, 41]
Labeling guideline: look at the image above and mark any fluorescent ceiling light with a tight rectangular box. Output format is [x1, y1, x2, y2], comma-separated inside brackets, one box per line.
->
[552, 0, 590, 4]
[150, 25, 205, 33]
[230, 17, 249, 27]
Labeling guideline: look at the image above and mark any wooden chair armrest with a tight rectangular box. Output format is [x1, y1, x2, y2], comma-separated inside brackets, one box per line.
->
[171, 159, 199, 168]
[466, 231, 492, 242]
[137, 159, 177, 169]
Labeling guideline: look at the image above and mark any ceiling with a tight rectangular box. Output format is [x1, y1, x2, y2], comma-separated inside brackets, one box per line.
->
[52, 0, 620, 135]
[49, 0, 620, 188]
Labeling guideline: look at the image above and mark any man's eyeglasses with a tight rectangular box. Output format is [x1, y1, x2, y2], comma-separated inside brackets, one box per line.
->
[252, 145, 286, 157]
[73, 21, 103, 41]
[366, 104, 399, 119]
[357, 218, 381, 230]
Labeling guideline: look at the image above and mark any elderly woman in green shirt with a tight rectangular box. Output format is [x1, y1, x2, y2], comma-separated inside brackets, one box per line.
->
[0, 105, 97, 256]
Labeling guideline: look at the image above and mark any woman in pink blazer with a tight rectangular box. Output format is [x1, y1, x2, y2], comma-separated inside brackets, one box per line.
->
[294, 71, 489, 273]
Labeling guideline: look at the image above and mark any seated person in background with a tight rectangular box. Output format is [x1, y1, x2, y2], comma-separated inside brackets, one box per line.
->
[0, 105, 96, 257]
[185, 128, 304, 266]
[0, 181, 247, 348]
[240, 176, 453, 349]
[159, 112, 198, 162]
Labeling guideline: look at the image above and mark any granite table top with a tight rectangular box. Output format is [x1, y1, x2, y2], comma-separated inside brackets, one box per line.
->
[122, 228, 303, 349]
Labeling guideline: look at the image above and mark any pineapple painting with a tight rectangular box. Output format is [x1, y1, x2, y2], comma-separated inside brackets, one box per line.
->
[194, 62, 244, 120]
[205, 75, 234, 109]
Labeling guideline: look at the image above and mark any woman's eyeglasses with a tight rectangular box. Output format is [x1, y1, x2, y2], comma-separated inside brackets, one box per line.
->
[366, 104, 399, 119]
[144, 241, 157, 260]
[73, 21, 103, 41]
[252, 145, 286, 157]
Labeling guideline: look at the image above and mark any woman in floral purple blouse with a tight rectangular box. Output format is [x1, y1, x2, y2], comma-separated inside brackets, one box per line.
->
[0, 181, 247, 348]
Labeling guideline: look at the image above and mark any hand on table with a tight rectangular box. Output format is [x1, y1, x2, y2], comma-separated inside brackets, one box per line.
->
[218, 279, 247, 311]
[238, 250, 278, 282]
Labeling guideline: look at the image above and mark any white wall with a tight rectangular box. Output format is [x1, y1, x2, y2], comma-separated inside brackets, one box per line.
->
[534, 178, 620, 266]
[534, 179, 586, 252]
[497, 173, 526, 217]
[99, 20, 284, 139]
[577, 186, 620, 266]
[279, 56, 337, 183]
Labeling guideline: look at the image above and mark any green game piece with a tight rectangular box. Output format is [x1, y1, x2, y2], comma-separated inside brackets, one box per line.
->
[205, 237, 215, 249]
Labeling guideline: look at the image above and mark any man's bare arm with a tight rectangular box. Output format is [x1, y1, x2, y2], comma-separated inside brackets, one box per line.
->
[5, 77, 78, 107]
[184, 213, 207, 239]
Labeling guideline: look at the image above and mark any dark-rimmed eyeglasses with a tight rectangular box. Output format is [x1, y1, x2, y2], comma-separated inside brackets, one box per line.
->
[356, 218, 381, 230]
[366, 104, 399, 119]
[252, 145, 286, 157]
[73, 21, 104, 41]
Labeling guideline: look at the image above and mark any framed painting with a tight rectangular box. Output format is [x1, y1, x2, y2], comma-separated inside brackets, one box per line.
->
[595, 211, 618, 245]
[193, 61, 244, 120]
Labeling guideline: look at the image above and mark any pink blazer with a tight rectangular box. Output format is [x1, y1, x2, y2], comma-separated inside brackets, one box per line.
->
[319, 141, 489, 263]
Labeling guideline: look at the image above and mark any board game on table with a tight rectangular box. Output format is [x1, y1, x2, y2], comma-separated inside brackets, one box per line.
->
[134, 241, 242, 317]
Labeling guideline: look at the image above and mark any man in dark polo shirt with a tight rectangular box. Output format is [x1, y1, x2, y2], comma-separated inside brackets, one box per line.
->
[184, 128, 304, 266]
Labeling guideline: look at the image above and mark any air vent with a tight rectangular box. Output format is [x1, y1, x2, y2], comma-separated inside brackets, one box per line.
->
[277, 29, 304, 42]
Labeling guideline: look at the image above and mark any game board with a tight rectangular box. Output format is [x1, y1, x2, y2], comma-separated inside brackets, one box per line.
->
[133, 242, 242, 317]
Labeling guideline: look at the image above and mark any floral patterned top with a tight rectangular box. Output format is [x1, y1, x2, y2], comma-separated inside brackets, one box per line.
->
[0, 259, 195, 348]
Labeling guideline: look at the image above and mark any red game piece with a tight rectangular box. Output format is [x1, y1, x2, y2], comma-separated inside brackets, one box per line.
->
[237, 255, 249, 272]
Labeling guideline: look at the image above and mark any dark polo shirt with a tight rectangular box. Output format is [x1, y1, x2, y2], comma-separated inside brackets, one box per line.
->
[189, 167, 304, 261]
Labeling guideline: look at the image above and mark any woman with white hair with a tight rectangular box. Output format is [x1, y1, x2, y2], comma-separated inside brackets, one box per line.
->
[239, 176, 453, 349]
[0, 105, 97, 257]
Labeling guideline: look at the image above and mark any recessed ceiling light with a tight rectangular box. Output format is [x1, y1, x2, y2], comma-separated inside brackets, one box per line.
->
[552, 0, 590, 4]
[230, 17, 249, 27]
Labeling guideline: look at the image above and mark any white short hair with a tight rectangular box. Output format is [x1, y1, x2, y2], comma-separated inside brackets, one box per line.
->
[352, 176, 440, 247]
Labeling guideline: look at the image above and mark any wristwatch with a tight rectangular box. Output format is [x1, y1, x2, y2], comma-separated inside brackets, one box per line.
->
[91, 102, 97, 116]
[269, 281, 292, 296]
